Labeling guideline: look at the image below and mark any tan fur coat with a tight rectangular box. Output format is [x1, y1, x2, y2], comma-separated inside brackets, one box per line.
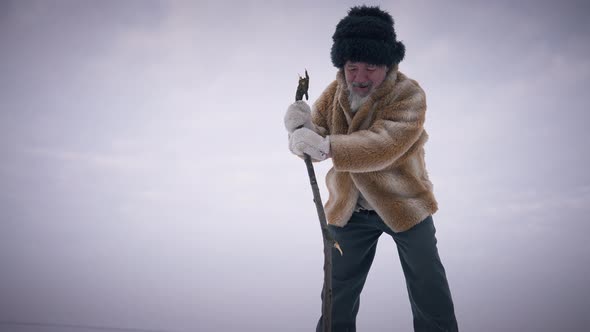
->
[312, 68, 437, 232]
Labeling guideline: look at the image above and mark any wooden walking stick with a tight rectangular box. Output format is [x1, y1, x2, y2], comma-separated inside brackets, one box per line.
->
[295, 70, 342, 332]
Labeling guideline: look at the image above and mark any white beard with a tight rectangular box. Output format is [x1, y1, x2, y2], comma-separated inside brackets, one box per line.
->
[348, 90, 370, 114]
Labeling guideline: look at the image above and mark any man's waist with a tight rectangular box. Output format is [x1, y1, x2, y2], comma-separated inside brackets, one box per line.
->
[355, 208, 378, 216]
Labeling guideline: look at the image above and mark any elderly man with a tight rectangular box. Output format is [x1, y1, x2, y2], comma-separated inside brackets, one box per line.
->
[284, 5, 459, 332]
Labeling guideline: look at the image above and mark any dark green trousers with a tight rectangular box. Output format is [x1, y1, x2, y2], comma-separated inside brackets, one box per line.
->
[316, 211, 458, 332]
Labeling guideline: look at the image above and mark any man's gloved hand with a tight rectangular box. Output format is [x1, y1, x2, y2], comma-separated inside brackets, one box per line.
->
[284, 101, 315, 133]
[289, 127, 331, 161]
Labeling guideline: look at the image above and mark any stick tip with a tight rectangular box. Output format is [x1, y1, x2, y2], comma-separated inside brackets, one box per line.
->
[334, 242, 343, 256]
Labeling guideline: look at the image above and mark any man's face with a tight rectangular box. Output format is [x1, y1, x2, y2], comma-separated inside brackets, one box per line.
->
[344, 61, 388, 98]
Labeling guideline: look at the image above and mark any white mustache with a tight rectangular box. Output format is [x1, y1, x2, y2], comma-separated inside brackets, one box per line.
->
[352, 82, 370, 88]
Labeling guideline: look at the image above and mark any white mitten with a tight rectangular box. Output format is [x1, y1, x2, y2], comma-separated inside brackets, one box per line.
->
[289, 128, 331, 161]
[284, 101, 315, 133]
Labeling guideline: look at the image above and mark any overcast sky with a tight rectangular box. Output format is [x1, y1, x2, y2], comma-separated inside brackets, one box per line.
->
[1, 1, 589, 331]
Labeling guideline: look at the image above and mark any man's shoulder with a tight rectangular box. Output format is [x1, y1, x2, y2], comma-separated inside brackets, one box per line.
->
[378, 70, 426, 107]
[374, 71, 426, 119]
[313, 79, 340, 112]
[395, 71, 425, 96]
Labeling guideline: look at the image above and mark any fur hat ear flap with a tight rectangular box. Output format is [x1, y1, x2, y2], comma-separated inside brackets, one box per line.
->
[331, 5, 405, 68]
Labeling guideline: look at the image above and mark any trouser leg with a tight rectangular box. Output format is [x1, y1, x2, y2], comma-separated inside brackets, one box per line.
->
[388, 216, 458, 332]
[316, 212, 382, 332]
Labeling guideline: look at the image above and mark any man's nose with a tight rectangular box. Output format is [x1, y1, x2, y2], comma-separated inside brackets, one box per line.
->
[353, 69, 369, 82]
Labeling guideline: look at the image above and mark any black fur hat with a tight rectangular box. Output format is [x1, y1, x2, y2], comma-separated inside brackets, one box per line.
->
[331, 5, 405, 68]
